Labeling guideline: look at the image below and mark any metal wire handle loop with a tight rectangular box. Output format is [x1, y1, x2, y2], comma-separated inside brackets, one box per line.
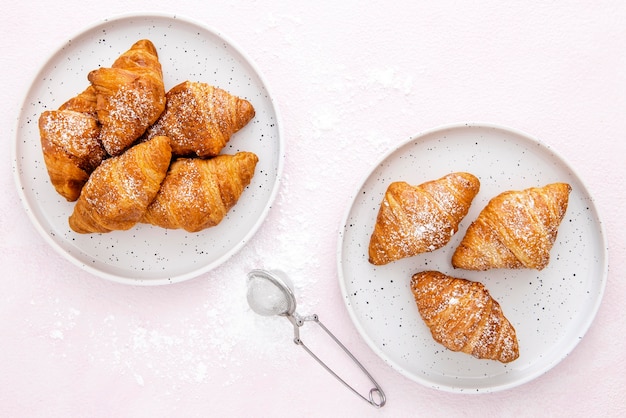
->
[287, 313, 386, 408]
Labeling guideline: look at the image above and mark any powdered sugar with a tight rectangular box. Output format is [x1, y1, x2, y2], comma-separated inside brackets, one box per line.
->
[369, 173, 479, 264]
[411, 272, 519, 363]
[465, 183, 571, 270]
[39, 110, 104, 171]
[100, 84, 160, 155]
[147, 81, 254, 157]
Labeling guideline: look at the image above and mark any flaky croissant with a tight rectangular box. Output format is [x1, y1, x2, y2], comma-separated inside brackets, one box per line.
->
[141, 151, 258, 232]
[368, 172, 480, 265]
[411, 270, 519, 363]
[452, 183, 571, 271]
[38, 86, 106, 201]
[58, 85, 98, 117]
[68, 136, 172, 233]
[88, 39, 166, 156]
[144, 81, 255, 157]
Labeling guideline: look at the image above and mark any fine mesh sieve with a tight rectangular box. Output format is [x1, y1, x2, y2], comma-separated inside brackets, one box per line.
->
[246, 269, 386, 408]
[246, 269, 295, 316]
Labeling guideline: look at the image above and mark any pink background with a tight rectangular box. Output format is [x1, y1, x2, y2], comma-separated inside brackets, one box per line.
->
[2, 1, 625, 416]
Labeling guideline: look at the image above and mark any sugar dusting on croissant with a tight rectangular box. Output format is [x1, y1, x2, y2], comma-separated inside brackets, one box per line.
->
[411, 270, 519, 363]
[452, 182, 571, 271]
[145, 81, 255, 157]
[88, 39, 166, 156]
[68, 136, 172, 233]
[368, 172, 480, 265]
[38, 85, 106, 202]
[141, 151, 259, 232]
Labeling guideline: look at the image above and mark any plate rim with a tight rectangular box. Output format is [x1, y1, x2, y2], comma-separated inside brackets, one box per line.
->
[11, 11, 285, 286]
[336, 121, 608, 393]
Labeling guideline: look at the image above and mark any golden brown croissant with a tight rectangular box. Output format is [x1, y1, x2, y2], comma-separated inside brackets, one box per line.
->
[451, 183, 571, 271]
[145, 81, 255, 157]
[58, 85, 98, 117]
[411, 270, 519, 363]
[88, 39, 166, 156]
[142, 151, 259, 232]
[368, 172, 480, 265]
[68, 136, 172, 233]
[38, 88, 106, 201]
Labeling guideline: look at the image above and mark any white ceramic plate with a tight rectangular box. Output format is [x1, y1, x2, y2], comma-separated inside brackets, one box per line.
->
[13, 13, 283, 285]
[338, 123, 607, 393]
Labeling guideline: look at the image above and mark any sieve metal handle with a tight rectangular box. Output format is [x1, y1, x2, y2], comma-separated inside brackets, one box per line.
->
[286, 313, 386, 408]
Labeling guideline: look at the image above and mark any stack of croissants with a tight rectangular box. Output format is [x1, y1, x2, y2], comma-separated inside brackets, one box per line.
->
[38, 39, 258, 234]
[368, 172, 572, 363]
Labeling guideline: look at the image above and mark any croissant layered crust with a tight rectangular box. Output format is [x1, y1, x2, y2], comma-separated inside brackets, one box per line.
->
[68, 136, 172, 233]
[452, 182, 571, 271]
[145, 81, 256, 157]
[368, 172, 480, 265]
[411, 271, 519, 363]
[88, 39, 166, 156]
[142, 151, 259, 232]
[38, 107, 106, 202]
[58, 85, 98, 117]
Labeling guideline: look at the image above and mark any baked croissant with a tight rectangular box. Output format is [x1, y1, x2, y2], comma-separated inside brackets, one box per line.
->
[88, 39, 166, 156]
[368, 172, 480, 265]
[68, 135, 172, 233]
[145, 81, 255, 157]
[38, 86, 106, 201]
[451, 183, 571, 271]
[142, 151, 258, 232]
[411, 270, 519, 363]
[58, 85, 98, 117]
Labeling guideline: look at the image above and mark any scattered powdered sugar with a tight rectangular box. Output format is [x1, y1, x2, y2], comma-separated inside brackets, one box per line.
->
[493, 191, 551, 269]
[148, 87, 201, 148]
[100, 84, 159, 155]
[147, 82, 248, 157]
[40, 110, 104, 170]
[41, 112, 97, 154]
[371, 173, 478, 264]
[42, 169, 321, 388]
[107, 85, 154, 128]
[412, 272, 518, 363]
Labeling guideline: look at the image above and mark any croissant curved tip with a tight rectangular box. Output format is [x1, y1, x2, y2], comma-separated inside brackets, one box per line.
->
[129, 39, 159, 56]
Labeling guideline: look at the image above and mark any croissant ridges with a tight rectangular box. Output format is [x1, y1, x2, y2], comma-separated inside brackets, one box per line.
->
[68, 135, 172, 234]
[38, 105, 105, 201]
[411, 271, 519, 363]
[368, 172, 480, 265]
[451, 182, 572, 271]
[88, 39, 166, 156]
[145, 81, 255, 157]
[141, 151, 259, 232]
[59, 85, 98, 117]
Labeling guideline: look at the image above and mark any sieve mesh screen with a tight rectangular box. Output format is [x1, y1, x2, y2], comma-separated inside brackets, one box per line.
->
[246, 275, 291, 316]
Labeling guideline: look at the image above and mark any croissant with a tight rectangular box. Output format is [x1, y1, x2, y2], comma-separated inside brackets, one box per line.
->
[68, 135, 172, 233]
[451, 183, 571, 271]
[142, 151, 258, 232]
[58, 85, 98, 117]
[368, 172, 480, 265]
[145, 81, 255, 157]
[88, 39, 166, 156]
[38, 86, 106, 201]
[411, 270, 519, 363]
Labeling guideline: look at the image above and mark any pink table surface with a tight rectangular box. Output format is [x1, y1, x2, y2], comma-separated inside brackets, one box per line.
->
[2, 1, 625, 417]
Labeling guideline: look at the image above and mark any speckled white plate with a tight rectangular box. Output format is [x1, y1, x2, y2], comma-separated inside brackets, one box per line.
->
[337, 122, 607, 393]
[13, 13, 283, 285]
